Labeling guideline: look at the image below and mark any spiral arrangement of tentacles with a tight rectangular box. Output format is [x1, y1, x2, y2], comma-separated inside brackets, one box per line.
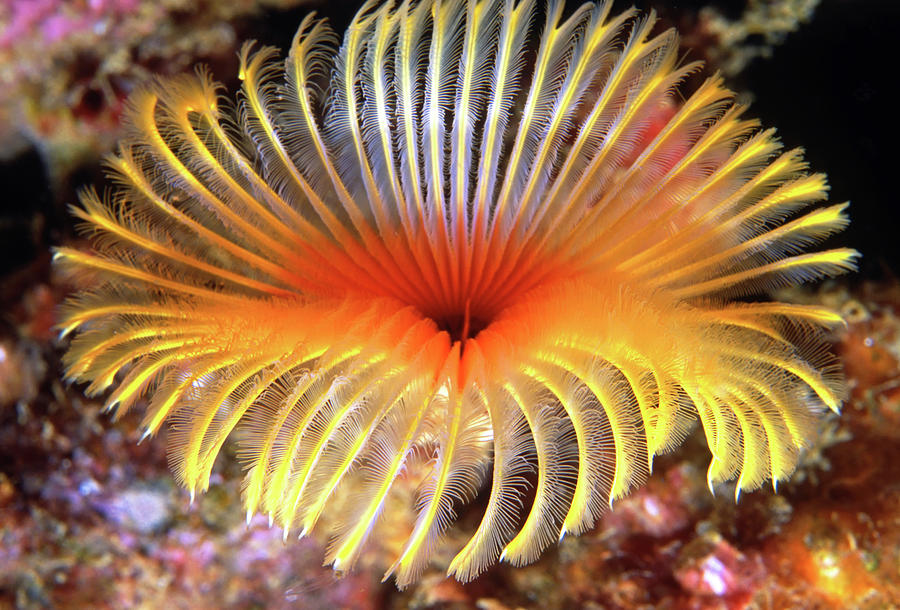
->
[56, 0, 858, 587]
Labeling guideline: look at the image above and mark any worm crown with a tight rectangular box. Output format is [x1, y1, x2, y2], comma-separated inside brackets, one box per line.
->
[57, 0, 857, 587]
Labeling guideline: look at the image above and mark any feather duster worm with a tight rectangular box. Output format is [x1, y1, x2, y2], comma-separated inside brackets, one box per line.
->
[56, 0, 859, 587]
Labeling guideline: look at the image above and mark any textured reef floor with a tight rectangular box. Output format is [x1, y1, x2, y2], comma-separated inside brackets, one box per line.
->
[1, 254, 898, 608]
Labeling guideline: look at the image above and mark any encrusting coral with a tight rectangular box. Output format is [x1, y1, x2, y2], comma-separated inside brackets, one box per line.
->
[55, 0, 858, 587]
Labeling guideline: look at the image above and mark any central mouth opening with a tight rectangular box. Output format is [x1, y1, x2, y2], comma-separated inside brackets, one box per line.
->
[435, 312, 490, 344]
[428, 296, 493, 345]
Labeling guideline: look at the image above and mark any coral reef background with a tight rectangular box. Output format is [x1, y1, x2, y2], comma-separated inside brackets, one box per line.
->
[1, 0, 898, 608]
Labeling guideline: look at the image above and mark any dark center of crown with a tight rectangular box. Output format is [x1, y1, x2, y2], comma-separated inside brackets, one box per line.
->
[435, 313, 489, 345]
[432, 299, 489, 346]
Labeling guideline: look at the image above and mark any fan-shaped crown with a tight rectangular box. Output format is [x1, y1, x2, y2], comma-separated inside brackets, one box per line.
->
[56, 0, 857, 587]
